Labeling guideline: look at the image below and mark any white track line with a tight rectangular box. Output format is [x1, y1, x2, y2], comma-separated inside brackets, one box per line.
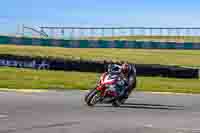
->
[0, 114, 8, 119]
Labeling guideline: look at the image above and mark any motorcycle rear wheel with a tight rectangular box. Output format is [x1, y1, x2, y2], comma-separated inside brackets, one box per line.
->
[119, 98, 127, 104]
[112, 100, 121, 107]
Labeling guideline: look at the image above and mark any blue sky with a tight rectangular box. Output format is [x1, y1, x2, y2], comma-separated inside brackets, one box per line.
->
[1, 0, 200, 33]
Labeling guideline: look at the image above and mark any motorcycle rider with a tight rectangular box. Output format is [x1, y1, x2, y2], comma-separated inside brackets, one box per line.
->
[107, 63, 136, 98]
[120, 63, 137, 98]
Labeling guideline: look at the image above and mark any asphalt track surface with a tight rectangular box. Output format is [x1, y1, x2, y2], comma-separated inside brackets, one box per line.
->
[1, 91, 200, 133]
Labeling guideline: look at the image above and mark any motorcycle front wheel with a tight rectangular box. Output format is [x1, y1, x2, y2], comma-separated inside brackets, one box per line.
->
[86, 89, 100, 106]
[84, 88, 96, 103]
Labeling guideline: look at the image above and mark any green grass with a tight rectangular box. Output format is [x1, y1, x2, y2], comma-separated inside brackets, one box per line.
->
[1, 45, 200, 67]
[85, 35, 200, 42]
[0, 67, 98, 90]
[0, 67, 200, 94]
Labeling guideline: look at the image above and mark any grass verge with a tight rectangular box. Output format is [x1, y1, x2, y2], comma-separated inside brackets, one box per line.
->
[0, 67, 200, 94]
[0, 45, 200, 67]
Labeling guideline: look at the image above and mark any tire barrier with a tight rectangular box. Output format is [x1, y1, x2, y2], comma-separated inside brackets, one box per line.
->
[0, 54, 199, 79]
[1, 35, 200, 49]
[135, 64, 199, 79]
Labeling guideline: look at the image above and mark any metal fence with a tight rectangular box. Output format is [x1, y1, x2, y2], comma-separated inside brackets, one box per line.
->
[41, 26, 200, 36]
[20, 26, 200, 42]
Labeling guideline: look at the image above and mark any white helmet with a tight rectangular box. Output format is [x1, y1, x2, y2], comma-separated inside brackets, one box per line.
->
[108, 64, 121, 74]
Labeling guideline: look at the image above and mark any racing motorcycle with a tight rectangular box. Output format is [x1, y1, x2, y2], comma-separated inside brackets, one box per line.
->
[84, 66, 136, 107]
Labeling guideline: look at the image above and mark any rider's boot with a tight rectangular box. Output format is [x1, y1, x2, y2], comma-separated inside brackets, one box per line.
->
[122, 87, 129, 99]
[117, 86, 128, 99]
[122, 92, 128, 98]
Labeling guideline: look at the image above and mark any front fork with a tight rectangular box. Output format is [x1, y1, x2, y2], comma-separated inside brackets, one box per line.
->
[93, 88, 104, 103]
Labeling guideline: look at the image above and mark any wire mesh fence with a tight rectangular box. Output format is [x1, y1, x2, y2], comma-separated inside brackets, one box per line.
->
[36, 26, 200, 42]
[2, 24, 200, 42]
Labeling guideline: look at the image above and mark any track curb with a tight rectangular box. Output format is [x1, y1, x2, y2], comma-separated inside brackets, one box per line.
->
[0, 88, 197, 95]
[81, 90, 197, 96]
[0, 88, 48, 93]
[142, 91, 196, 96]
